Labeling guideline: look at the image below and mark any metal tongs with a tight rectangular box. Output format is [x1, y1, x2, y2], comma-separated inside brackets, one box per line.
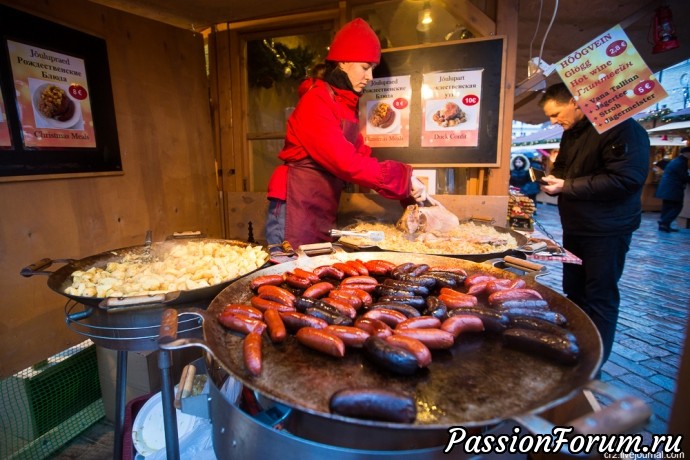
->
[330, 229, 385, 242]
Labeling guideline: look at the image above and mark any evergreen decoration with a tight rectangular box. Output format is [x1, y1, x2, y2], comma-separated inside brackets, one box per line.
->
[248, 39, 316, 89]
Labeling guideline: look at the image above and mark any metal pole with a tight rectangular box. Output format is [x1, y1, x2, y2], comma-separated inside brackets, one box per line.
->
[113, 350, 127, 460]
[158, 349, 180, 460]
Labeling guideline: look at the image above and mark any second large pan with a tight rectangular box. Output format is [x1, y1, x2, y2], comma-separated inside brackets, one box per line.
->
[186, 251, 602, 430]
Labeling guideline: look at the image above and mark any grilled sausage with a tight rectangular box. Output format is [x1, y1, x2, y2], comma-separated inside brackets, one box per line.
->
[313, 265, 345, 280]
[466, 281, 489, 296]
[243, 332, 263, 376]
[221, 304, 263, 320]
[296, 327, 345, 358]
[335, 287, 372, 307]
[263, 309, 287, 343]
[363, 336, 419, 375]
[498, 299, 550, 310]
[464, 273, 497, 287]
[398, 273, 437, 289]
[503, 309, 567, 326]
[218, 312, 267, 335]
[284, 273, 312, 290]
[293, 268, 321, 283]
[321, 297, 357, 319]
[382, 278, 430, 296]
[369, 301, 421, 318]
[441, 314, 485, 337]
[507, 315, 576, 341]
[250, 296, 295, 313]
[484, 278, 514, 294]
[354, 317, 393, 338]
[385, 334, 432, 368]
[328, 290, 363, 310]
[424, 296, 448, 321]
[279, 311, 328, 331]
[502, 328, 579, 365]
[363, 308, 408, 327]
[377, 295, 426, 311]
[329, 388, 416, 423]
[393, 328, 455, 349]
[302, 281, 335, 299]
[447, 307, 509, 332]
[488, 288, 543, 306]
[250, 274, 284, 290]
[363, 259, 396, 276]
[257, 285, 296, 307]
[390, 262, 415, 279]
[340, 275, 378, 286]
[325, 325, 371, 348]
[345, 259, 369, 276]
[305, 306, 353, 326]
[396, 316, 442, 330]
[332, 262, 360, 277]
[438, 293, 478, 309]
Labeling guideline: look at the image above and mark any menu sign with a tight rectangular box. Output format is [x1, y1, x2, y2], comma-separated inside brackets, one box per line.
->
[0, 89, 10, 148]
[7, 40, 96, 148]
[556, 25, 667, 133]
[361, 75, 411, 148]
[421, 69, 483, 147]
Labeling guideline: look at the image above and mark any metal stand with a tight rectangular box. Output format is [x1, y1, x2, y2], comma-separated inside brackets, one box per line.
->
[158, 349, 180, 460]
[113, 350, 128, 460]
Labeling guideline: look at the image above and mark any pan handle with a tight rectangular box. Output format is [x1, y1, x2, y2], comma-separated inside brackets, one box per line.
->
[20, 258, 75, 277]
[158, 309, 216, 354]
[512, 380, 651, 455]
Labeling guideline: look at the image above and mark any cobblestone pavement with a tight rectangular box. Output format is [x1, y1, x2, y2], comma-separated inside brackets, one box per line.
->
[530, 202, 689, 440]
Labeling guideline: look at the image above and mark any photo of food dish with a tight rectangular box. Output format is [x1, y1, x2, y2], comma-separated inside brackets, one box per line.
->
[425, 99, 474, 130]
[31, 82, 82, 129]
[366, 101, 399, 134]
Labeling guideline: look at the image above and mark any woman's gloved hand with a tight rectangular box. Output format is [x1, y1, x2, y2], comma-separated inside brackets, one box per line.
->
[410, 176, 428, 203]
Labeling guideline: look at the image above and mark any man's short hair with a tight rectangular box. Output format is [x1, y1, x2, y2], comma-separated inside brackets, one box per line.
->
[539, 83, 573, 108]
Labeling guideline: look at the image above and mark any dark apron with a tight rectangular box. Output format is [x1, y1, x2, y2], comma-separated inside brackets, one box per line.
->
[285, 90, 360, 247]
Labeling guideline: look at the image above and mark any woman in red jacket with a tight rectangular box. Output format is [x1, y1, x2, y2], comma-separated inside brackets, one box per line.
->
[265, 18, 427, 248]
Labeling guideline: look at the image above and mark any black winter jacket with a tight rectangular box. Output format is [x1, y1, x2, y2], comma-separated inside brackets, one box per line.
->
[551, 117, 649, 236]
[655, 154, 689, 202]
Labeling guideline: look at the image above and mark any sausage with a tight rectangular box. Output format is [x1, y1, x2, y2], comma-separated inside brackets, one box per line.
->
[422, 271, 460, 288]
[296, 327, 345, 358]
[329, 388, 416, 423]
[221, 303, 263, 320]
[374, 285, 417, 298]
[408, 263, 430, 277]
[363, 308, 408, 327]
[250, 274, 284, 290]
[438, 293, 478, 308]
[325, 325, 370, 348]
[385, 335, 432, 368]
[354, 317, 393, 338]
[335, 287, 373, 307]
[363, 259, 396, 276]
[321, 297, 357, 319]
[218, 312, 267, 335]
[363, 336, 419, 375]
[243, 332, 263, 376]
[430, 266, 468, 278]
[396, 315, 442, 330]
[424, 296, 448, 321]
[345, 259, 369, 276]
[466, 281, 489, 296]
[507, 315, 576, 341]
[398, 273, 437, 289]
[393, 328, 455, 349]
[339, 282, 377, 293]
[257, 285, 296, 307]
[504, 309, 567, 326]
[328, 290, 363, 310]
[340, 275, 378, 287]
[441, 315, 485, 337]
[293, 268, 321, 283]
[377, 295, 426, 311]
[498, 299, 550, 310]
[313, 265, 345, 280]
[382, 279, 430, 296]
[502, 328, 579, 365]
[263, 309, 287, 343]
[302, 281, 335, 299]
[284, 273, 312, 290]
[488, 288, 543, 306]
[390, 262, 415, 279]
[464, 273, 497, 287]
[332, 262, 360, 277]
[485, 278, 514, 294]
[369, 301, 421, 318]
[305, 306, 354, 326]
[250, 296, 295, 313]
[447, 307, 510, 332]
[279, 311, 328, 331]
[509, 279, 527, 290]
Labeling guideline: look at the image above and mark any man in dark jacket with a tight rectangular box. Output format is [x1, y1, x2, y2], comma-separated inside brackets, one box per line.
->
[655, 147, 689, 232]
[539, 83, 650, 366]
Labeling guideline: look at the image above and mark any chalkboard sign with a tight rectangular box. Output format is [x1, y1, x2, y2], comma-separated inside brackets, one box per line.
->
[367, 36, 505, 166]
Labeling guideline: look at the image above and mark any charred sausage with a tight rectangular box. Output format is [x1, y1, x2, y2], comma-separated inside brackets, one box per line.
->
[385, 334, 432, 368]
[363, 336, 419, 375]
[329, 388, 416, 423]
[502, 328, 579, 365]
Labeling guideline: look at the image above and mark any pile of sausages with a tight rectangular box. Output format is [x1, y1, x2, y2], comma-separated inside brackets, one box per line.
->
[218, 259, 580, 380]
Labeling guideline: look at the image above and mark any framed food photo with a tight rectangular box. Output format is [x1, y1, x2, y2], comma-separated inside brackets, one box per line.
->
[0, 4, 121, 181]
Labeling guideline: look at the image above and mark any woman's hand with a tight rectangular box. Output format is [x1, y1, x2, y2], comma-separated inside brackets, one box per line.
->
[410, 176, 428, 203]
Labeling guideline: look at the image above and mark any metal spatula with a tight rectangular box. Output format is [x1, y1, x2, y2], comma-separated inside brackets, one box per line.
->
[330, 229, 385, 242]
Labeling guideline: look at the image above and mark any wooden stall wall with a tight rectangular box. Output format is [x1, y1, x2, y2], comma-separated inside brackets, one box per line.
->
[0, 0, 220, 377]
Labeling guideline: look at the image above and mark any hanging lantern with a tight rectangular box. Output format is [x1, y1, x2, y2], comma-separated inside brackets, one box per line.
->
[650, 6, 680, 54]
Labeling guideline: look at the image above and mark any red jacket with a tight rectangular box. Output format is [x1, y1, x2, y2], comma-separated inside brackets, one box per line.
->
[267, 79, 411, 200]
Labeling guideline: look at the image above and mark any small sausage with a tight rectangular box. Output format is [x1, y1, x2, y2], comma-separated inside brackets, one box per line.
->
[340, 275, 378, 286]
[279, 311, 328, 330]
[338, 288, 373, 306]
[507, 315, 576, 341]
[488, 288, 544, 306]
[393, 328, 455, 349]
[363, 336, 419, 375]
[441, 314, 485, 337]
[345, 259, 369, 276]
[243, 332, 263, 376]
[369, 301, 421, 318]
[321, 297, 357, 319]
[498, 299, 550, 310]
[313, 265, 345, 280]
[305, 306, 353, 326]
[385, 334, 432, 368]
[509, 279, 527, 290]
[382, 278, 430, 296]
[339, 282, 377, 293]
[390, 262, 415, 279]
[257, 285, 296, 307]
[438, 293, 478, 309]
[424, 296, 448, 321]
[396, 315, 442, 330]
[296, 327, 345, 357]
[430, 266, 468, 278]
[250, 274, 284, 290]
[377, 295, 426, 311]
[302, 281, 335, 299]
[325, 325, 371, 348]
[422, 271, 460, 289]
[398, 273, 437, 289]
[502, 328, 579, 365]
[464, 273, 497, 287]
[250, 296, 295, 313]
[448, 307, 510, 332]
[354, 317, 393, 338]
[364, 259, 396, 276]
[263, 309, 287, 343]
[329, 388, 416, 423]
[374, 285, 417, 298]
[504, 309, 567, 325]
[218, 312, 267, 335]
[221, 304, 263, 320]
[363, 308, 408, 327]
[409, 263, 430, 277]
[485, 278, 514, 295]
[284, 273, 312, 290]
[328, 290, 363, 310]
[466, 281, 489, 296]
[293, 268, 321, 283]
[332, 262, 360, 277]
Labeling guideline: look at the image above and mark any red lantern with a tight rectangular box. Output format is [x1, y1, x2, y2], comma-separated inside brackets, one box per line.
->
[650, 6, 680, 54]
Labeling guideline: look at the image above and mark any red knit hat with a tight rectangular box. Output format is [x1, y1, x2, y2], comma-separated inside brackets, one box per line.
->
[326, 18, 381, 64]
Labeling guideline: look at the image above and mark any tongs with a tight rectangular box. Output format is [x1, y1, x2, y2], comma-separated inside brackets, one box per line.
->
[330, 229, 385, 242]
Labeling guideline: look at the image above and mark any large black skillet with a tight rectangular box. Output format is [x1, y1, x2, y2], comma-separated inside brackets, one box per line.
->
[162, 250, 608, 431]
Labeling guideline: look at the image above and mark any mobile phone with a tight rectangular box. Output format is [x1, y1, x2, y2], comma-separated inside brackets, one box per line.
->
[529, 167, 548, 184]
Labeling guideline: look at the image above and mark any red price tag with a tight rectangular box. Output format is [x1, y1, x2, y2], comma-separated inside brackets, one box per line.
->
[69, 84, 88, 100]
[606, 40, 627, 57]
[393, 98, 408, 110]
[634, 80, 655, 96]
[462, 94, 479, 106]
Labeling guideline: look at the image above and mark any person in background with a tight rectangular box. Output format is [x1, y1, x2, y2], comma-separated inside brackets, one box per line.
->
[655, 147, 690, 232]
[509, 153, 539, 212]
[265, 18, 428, 248]
[538, 82, 649, 366]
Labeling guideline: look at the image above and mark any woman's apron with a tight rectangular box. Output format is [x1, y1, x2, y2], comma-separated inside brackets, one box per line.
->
[285, 90, 360, 247]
